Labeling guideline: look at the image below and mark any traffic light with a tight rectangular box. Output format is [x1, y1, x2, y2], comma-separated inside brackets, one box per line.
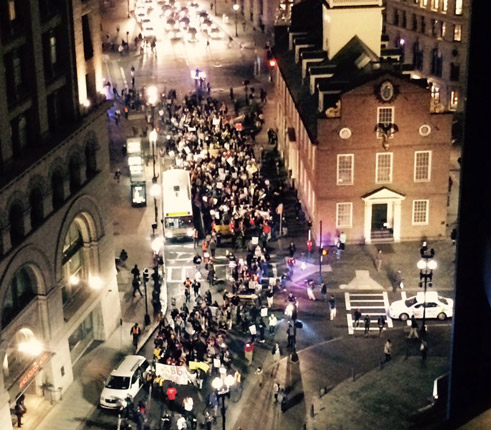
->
[322, 248, 328, 256]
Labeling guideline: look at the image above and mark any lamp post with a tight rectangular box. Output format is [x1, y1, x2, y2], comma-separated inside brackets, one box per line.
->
[143, 268, 150, 326]
[212, 375, 235, 430]
[233, 3, 240, 37]
[150, 180, 160, 225]
[417, 246, 437, 339]
[127, 0, 130, 18]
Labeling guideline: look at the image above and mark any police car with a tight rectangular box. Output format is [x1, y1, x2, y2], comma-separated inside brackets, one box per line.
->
[389, 292, 453, 321]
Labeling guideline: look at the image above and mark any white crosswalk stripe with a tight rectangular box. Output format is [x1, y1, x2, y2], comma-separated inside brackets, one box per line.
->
[166, 263, 277, 283]
[345, 292, 393, 335]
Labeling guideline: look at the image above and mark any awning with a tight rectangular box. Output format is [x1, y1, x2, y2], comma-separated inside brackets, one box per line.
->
[7, 351, 55, 402]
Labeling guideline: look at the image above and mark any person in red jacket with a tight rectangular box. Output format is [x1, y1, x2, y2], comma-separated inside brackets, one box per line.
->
[244, 342, 254, 366]
[166, 385, 177, 410]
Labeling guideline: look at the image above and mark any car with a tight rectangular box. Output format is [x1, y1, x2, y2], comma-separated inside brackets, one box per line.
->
[388, 292, 454, 321]
[100, 355, 149, 409]
[207, 27, 223, 39]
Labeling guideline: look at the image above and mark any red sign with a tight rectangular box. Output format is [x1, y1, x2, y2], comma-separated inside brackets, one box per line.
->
[235, 123, 243, 131]
[19, 352, 50, 390]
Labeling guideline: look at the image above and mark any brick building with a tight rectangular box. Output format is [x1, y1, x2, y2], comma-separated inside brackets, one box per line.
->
[0, 0, 119, 427]
[273, 0, 453, 245]
[384, 0, 470, 113]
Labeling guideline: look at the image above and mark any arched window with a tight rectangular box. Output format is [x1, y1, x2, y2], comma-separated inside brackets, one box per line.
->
[52, 170, 64, 209]
[9, 203, 25, 247]
[2, 267, 36, 328]
[62, 222, 86, 306]
[85, 144, 97, 179]
[29, 187, 44, 228]
[69, 155, 82, 193]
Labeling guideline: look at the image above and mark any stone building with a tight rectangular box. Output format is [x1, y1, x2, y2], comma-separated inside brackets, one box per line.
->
[273, 0, 453, 245]
[0, 0, 120, 427]
[384, 0, 469, 112]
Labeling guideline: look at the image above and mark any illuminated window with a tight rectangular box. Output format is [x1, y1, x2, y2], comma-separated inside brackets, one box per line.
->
[450, 90, 459, 110]
[49, 36, 57, 65]
[336, 203, 353, 228]
[377, 107, 395, 138]
[442, 0, 448, 12]
[412, 200, 429, 225]
[431, 85, 440, 104]
[420, 0, 428, 8]
[8, 0, 16, 21]
[431, 0, 439, 11]
[454, 0, 463, 15]
[414, 151, 432, 182]
[442, 22, 447, 38]
[376, 153, 393, 183]
[337, 154, 354, 185]
[453, 24, 462, 41]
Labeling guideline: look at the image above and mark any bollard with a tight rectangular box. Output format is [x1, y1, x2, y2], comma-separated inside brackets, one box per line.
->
[310, 403, 315, 417]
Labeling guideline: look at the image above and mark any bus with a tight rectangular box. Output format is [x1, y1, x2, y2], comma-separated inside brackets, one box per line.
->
[162, 169, 194, 240]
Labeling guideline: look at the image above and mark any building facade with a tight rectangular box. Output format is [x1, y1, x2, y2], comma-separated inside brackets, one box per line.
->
[273, 0, 452, 245]
[384, 0, 470, 112]
[0, 0, 120, 427]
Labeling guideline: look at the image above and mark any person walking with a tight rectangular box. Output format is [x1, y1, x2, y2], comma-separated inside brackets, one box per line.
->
[384, 339, 392, 362]
[328, 295, 336, 320]
[353, 309, 362, 327]
[420, 339, 428, 361]
[408, 316, 419, 339]
[244, 341, 254, 366]
[268, 313, 277, 334]
[130, 322, 141, 353]
[132, 276, 143, 297]
[166, 385, 177, 410]
[131, 264, 141, 279]
[288, 242, 296, 258]
[272, 342, 281, 363]
[14, 399, 25, 428]
[320, 282, 327, 302]
[375, 249, 383, 272]
[306, 280, 316, 301]
[273, 382, 279, 403]
[377, 315, 386, 337]
[364, 315, 371, 337]
[193, 228, 199, 248]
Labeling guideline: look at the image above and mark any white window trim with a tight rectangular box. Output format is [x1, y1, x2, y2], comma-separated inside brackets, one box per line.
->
[375, 152, 393, 184]
[337, 154, 354, 185]
[376, 107, 395, 139]
[336, 202, 353, 228]
[414, 150, 432, 182]
[412, 200, 429, 225]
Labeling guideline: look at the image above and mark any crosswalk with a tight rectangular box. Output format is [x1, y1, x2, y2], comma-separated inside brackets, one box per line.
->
[345, 292, 393, 335]
[166, 262, 278, 283]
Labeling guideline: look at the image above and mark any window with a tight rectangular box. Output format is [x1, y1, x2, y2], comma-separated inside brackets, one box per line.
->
[420, 16, 426, 34]
[431, 0, 439, 11]
[442, 0, 448, 12]
[412, 14, 417, 31]
[2, 267, 36, 328]
[336, 203, 353, 228]
[337, 154, 354, 185]
[454, 0, 463, 15]
[394, 9, 400, 26]
[431, 48, 443, 77]
[81, 15, 93, 61]
[50, 35, 57, 65]
[431, 19, 438, 37]
[414, 151, 432, 182]
[412, 200, 429, 225]
[442, 22, 447, 38]
[9, 203, 24, 246]
[413, 42, 424, 70]
[376, 153, 393, 183]
[450, 90, 459, 110]
[420, 0, 428, 8]
[431, 85, 440, 104]
[8, 0, 16, 21]
[402, 11, 407, 28]
[377, 107, 395, 138]
[450, 62, 460, 81]
[453, 24, 462, 41]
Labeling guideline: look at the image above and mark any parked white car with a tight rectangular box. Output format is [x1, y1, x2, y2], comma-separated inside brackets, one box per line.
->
[100, 355, 149, 409]
[389, 292, 453, 321]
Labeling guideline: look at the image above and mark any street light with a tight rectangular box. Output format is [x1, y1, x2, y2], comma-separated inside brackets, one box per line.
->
[212, 375, 235, 430]
[149, 127, 158, 180]
[233, 3, 240, 37]
[418, 246, 437, 339]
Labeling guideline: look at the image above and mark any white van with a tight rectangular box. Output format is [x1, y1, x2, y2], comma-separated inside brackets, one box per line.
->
[100, 355, 149, 409]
